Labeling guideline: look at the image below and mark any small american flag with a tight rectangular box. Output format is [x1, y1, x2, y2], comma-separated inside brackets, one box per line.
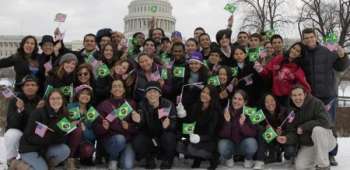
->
[158, 106, 171, 119]
[35, 122, 48, 138]
[1, 87, 15, 98]
[150, 71, 161, 81]
[287, 111, 295, 123]
[54, 13, 67, 22]
[105, 112, 116, 122]
[243, 74, 253, 86]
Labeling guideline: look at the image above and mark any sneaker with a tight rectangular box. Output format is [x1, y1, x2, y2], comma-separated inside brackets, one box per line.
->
[224, 158, 234, 168]
[244, 159, 254, 168]
[108, 160, 117, 170]
[253, 161, 264, 170]
[329, 156, 338, 166]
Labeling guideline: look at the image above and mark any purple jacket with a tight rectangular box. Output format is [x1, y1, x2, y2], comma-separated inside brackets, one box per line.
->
[219, 108, 257, 143]
[93, 98, 138, 141]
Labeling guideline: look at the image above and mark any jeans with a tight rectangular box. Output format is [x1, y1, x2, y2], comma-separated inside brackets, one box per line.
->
[218, 137, 258, 160]
[218, 138, 258, 160]
[103, 134, 127, 161]
[4, 128, 23, 160]
[119, 144, 135, 170]
[21, 144, 70, 170]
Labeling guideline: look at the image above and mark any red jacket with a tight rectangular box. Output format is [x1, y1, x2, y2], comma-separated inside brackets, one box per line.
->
[260, 55, 311, 96]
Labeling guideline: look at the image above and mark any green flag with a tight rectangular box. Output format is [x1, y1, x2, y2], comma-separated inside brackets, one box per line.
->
[115, 101, 133, 120]
[56, 117, 77, 134]
[262, 127, 278, 143]
[231, 67, 239, 77]
[323, 32, 338, 43]
[60, 85, 73, 97]
[243, 106, 257, 116]
[173, 67, 185, 78]
[249, 109, 266, 124]
[182, 122, 196, 135]
[161, 69, 168, 80]
[265, 29, 275, 39]
[224, 3, 237, 13]
[203, 60, 209, 68]
[97, 64, 110, 78]
[68, 105, 80, 120]
[43, 85, 54, 99]
[248, 48, 260, 62]
[85, 106, 99, 123]
[208, 75, 220, 86]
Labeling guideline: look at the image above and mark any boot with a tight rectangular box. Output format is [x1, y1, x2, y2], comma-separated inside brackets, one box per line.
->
[191, 158, 201, 168]
[9, 159, 31, 170]
[65, 158, 76, 170]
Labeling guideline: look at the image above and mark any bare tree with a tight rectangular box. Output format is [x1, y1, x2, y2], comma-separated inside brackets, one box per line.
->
[236, 0, 291, 32]
[338, 0, 350, 47]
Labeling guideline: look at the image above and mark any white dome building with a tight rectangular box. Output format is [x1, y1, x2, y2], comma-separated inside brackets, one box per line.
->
[124, 0, 176, 38]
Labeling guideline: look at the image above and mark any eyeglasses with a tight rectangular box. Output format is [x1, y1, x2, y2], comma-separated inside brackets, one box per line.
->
[78, 72, 89, 76]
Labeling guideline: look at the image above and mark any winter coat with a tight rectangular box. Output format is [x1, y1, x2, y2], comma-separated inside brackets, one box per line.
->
[301, 44, 349, 98]
[260, 55, 311, 97]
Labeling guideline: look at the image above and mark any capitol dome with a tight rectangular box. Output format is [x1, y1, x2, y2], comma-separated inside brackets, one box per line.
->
[124, 0, 176, 38]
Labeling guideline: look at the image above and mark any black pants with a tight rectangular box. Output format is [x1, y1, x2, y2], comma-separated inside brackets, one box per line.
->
[132, 132, 177, 161]
[256, 133, 296, 161]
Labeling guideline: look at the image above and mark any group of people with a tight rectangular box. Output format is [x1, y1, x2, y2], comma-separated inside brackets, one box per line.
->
[0, 18, 348, 170]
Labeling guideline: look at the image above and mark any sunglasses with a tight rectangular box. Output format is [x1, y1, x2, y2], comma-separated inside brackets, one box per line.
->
[78, 72, 89, 76]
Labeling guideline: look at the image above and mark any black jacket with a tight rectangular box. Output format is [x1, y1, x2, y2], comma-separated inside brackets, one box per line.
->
[0, 53, 43, 91]
[284, 94, 332, 146]
[301, 44, 349, 98]
[137, 98, 177, 138]
[6, 94, 41, 131]
[19, 106, 68, 154]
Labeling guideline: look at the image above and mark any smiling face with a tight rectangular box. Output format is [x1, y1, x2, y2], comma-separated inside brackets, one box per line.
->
[264, 42, 275, 56]
[103, 44, 114, 60]
[146, 89, 161, 104]
[143, 41, 156, 56]
[289, 44, 302, 60]
[238, 33, 249, 46]
[303, 33, 317, 49]
[232, 92, 246, 110]
[49, 91, 64, 111]
[83, 35, 96, 52]
[233, 48, 246, 63]
[291, 88, 306, 108]
[171, 45, 185, 61]
[208, 52, 221, 65]
[218, 68, 228, 85]
[23, 38, 36, 54]
[219, 35, 230, 48]
[42, 42, 54, 55]
[111, 80, 125, 98]
[199, 35, 210, 49]
[152, 29, 163, 43]
[22, 81, 39, 97]
[78, 68, 91, 84]
[138, 55, 153, 72]
[63, 60, 77, 74]
[114, 61, 130, 75]
[265, 95, 277, 113]
[272, 38, 284, 54]
[78, 89, 91, 105]
[189, 60, 202, 73]
[200, 87, 211, 104]
[186, 40, 198, 55]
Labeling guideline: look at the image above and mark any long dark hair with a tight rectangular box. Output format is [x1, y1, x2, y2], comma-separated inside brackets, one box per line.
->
[218, 65, 233, 87]
[45, 89, 66, 113]
[17, 35, 39, 58]
[282, 42, 305, 66]
[197, 85, 222, 113]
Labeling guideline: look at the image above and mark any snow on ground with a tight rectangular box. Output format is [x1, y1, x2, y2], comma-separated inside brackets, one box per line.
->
[0, 136, 349, 170]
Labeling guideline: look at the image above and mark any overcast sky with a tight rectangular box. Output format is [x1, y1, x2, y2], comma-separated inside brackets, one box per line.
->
[0, 0, 301, 42]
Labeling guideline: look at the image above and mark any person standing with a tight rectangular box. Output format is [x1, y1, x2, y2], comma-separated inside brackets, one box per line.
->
[300, 28, 349, 166]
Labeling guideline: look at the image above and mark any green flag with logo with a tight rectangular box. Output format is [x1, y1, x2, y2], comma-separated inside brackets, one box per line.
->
[248, 48, 260, 62]
[231, 67, 239, 77]
[56, 117, 77, 134]
[116, 101, 133, 120]
[182, 122, 196, 135]
[208, 75, 220, 86]
[60, 85, 73, 97]
[97, 64, 110, 78]
[262, 127, 278, 143]
[68, 105, 80, 120]
[249, 109, 266, 124]
[85, 106, 99, 123]
[173, 67, 185, 78]
[224, 3, 237, 13]
[161, 69, 168, 80]
[243, 106, 257, 116]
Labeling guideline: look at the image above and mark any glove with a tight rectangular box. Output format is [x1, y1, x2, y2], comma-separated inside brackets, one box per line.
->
[176, 102, 187, 118]
[189, 133, 200, 144]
